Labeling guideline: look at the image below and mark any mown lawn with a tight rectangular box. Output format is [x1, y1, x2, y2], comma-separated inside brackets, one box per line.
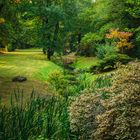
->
[0, 49, 62, 105]
[0, 49, 62, 80]
[73, 56, 99, 69]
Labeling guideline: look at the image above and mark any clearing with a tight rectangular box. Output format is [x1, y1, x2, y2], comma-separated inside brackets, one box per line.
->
[0, 49, 98, 105]
[0, 49, 62, 104]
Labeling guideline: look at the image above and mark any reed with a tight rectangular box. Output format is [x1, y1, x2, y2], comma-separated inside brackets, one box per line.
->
[0, 91, 71, 140]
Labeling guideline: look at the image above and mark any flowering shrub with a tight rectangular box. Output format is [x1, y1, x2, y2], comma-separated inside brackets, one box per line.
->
[94, 61, 140, 140]
[69, 91, 104, 139]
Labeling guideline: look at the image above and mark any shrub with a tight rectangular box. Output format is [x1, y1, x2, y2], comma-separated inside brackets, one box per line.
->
[93, 61, 140, 140]
[76, 73, 95, 91]
[47, 71, 70, 97]
[106, 29, 133, 53]
[103, 53, 132, 67]
[95, 74, 112, 89]
[77, 33, 98, 56]
[131, 27, 140, 58]
[96, 44, 118, 59]
[69, 92, 104, 139]
[48, 71, 80, 97]
[7, 43, 16, 52]
[90, 54, 132, 73]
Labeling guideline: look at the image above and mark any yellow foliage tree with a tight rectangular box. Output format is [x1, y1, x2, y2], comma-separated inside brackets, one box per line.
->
[106, 29, 133, 53]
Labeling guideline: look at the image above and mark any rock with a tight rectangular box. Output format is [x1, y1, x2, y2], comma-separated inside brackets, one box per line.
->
[12, 76, 27, 82]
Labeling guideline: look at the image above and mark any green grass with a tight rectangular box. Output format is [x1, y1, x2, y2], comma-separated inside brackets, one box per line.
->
[0, 49, 62, 80]
[0, 49, 63, 104]
[0, 92, 71, 140]
[73, 56, 99, 69]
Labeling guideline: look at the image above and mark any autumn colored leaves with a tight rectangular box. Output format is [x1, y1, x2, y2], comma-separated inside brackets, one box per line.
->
[106, 29, 133, 53]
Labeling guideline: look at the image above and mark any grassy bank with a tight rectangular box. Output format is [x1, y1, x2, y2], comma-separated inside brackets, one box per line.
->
[0, 49, 62, 104]
[0, 49, 62, 80]
[0, 49, 102, 105]
[73, 56, 99, 69]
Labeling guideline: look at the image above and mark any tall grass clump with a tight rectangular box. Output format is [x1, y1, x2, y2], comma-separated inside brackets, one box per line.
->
[76, 73, 95, 92]
[0, 91, 71, 140]
[94, 73, 113, 99]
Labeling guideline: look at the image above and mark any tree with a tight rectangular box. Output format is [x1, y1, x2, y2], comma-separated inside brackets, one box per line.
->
[125, 0, 140, 56]
[0, 0, 19, 51]
[106, 29, 133, 53]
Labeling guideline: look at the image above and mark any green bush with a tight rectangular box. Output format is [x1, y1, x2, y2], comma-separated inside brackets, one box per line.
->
[48, 71, 82, 97]
[47, 71, 70, 97]
[90, 54, 132, 73]
[48, 71, 95, 97]
[95, 44, 118, 59]
[7, 43, 16, 52]
[77, 33, 99, 56]
[76, 73, 95, 91]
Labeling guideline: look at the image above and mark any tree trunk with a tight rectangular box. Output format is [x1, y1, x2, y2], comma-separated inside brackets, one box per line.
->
[78, 32, 81, 45]
[47, 47, 54, 60]
[47, 22, 59, 60]
[53, 22, 59, 48]
[0, 4, 4, 12]
[76, 32, 82, 54]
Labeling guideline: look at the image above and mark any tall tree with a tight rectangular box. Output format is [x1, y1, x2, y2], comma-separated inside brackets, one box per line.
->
[0, 0, 19, 50]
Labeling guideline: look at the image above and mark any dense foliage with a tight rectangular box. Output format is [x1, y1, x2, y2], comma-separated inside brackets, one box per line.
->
[0, 0, 140, 58]
[0, 93, 71, 140]
[69, 92, 103, 139]
[1, 61, 140, 139]
[1, 0, 140, 140]
[94, 61, 140, 140]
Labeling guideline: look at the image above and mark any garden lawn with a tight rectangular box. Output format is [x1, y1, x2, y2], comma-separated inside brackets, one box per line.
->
[73, 56, 99, 69]
[0, 49, 63, 105]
